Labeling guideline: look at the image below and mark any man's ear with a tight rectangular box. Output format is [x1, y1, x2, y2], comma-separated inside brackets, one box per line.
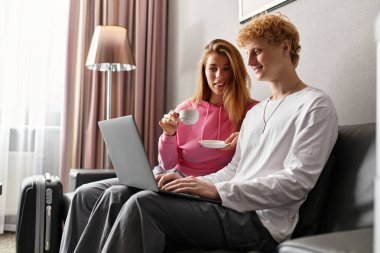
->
[283, 40, 291, 55]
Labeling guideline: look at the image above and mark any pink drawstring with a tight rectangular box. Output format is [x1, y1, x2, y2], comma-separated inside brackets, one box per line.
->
[200, 103, 210, 140]
[217, 105, 222, 140]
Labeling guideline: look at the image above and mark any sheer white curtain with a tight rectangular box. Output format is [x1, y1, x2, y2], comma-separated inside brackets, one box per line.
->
[0, 0, 69, 233]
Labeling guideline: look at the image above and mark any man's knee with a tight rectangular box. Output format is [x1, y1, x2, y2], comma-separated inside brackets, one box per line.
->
[126, 190, 159, 211]
[125, 191, 174, 222]
[102, 185, 133, 203]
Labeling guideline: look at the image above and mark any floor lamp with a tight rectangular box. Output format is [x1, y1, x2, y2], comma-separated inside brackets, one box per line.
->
[85, 25, 136, 168]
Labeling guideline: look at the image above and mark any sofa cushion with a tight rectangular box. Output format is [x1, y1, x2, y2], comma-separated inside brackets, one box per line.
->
[291, 155, 335, 238]
[316, 123, 375, 233]
[277, 227, 372, 253]
[174, 250, 261, 253]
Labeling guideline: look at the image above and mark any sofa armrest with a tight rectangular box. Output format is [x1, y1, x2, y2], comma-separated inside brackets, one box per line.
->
[277, 227, 373, 253]
[68, 168, 116, 192]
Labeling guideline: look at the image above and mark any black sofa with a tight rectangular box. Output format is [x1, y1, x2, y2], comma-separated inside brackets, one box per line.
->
[277, 123, 375, 253]
[62, 123, 375, 253]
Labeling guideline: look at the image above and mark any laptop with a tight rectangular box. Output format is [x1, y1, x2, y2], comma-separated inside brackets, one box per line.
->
[98, 115, 221, 204]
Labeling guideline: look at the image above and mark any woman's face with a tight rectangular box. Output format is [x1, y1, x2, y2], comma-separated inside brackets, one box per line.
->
[204, 52, 231, 105]
[245, 38, 286, 82]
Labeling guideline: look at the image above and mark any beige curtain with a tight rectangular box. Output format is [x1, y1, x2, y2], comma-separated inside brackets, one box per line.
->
[60, 0, 167, 191]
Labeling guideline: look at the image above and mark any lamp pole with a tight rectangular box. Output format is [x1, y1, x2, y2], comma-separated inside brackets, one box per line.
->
[104, 64, 113, 168]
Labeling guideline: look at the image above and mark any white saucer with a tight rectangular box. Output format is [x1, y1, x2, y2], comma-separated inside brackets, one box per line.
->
[199, 140, 229, 149]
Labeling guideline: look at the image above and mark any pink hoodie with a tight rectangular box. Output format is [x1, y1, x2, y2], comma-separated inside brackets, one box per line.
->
[158, 100, 257, 176]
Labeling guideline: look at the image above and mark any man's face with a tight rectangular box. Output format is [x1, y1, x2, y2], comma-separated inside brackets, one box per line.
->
[245, 38, 288, 82]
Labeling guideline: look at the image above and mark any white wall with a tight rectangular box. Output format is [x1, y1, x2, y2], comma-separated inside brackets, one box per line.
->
[167, 0, 379, 125]
[167, 0, 242, 110]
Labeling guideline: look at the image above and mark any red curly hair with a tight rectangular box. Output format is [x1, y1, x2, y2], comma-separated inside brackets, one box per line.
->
[237, 13, 301, 67]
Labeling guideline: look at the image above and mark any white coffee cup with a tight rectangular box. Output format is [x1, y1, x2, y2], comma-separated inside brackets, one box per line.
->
[179, 109, 199, 125]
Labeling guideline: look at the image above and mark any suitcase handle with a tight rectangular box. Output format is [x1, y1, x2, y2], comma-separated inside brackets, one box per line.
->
[45, 205, 51, 251]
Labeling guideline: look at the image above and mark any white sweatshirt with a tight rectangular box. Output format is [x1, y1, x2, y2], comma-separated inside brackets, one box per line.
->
[202, 86, 338, 242]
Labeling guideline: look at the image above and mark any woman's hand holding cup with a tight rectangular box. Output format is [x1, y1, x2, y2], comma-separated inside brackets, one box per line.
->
[159, 110, 179, 136]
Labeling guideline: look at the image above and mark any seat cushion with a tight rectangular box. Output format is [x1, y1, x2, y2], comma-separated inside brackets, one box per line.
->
[278, 227, 372, 253]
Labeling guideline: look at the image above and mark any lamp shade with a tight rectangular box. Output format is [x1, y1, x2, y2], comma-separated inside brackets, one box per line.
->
[85, 25, 136, 71]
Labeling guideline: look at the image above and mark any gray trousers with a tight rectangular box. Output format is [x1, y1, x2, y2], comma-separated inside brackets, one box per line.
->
[60, 177, 121, 253]
[60, 166, 165, 253]
[67, 184, 277, 253]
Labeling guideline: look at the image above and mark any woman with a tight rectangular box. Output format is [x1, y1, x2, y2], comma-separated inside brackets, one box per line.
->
[60, 39, 258, 253]
[158, 39, 258, 177]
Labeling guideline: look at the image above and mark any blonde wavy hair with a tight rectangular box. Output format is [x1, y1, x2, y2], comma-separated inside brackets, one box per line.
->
[190, 39, 251, 129]
[237, 13, 301, 67]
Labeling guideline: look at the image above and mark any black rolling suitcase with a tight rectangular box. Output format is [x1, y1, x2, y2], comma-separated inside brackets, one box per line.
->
[16, 173, 63, 253]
